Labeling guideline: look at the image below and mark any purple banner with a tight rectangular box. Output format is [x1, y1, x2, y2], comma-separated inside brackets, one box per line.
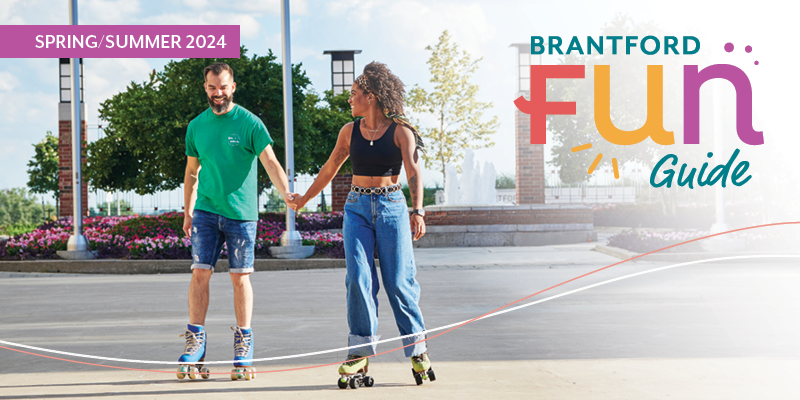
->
[0, 25, 240, 58]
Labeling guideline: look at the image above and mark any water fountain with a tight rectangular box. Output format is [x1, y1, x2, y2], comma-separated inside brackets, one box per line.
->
[419, 149, 595, 248]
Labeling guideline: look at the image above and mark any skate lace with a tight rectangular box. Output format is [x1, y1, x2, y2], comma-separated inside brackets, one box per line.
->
[231, 326, 252, 357]
[412, 353, 428, 364]
[179, 330, 205, 355]
[344, 355, 364, 366]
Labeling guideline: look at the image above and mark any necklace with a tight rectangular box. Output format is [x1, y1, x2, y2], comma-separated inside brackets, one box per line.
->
[363, 120, 387, 146]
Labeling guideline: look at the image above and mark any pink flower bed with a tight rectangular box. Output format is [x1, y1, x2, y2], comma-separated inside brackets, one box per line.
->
[1, 212, 344, 260]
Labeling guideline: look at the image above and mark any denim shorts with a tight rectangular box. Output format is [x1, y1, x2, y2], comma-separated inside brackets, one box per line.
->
[190, 209, 257, 274]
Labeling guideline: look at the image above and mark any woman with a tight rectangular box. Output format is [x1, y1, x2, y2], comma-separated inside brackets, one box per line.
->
[288, 61, 434, 387]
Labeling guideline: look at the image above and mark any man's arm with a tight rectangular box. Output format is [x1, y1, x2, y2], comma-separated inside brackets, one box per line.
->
[258, 144, 292, 201]
[183, 156, 201, 238]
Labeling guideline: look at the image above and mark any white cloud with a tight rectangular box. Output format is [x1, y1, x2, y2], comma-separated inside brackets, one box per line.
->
[82, 0, 142, 24]
[144, 12, 262, 39]
[180, 0, 211, 9]
[0, 71, 21, 92]
[83, 58, 153, 122]
[236, 0, 308, 14]
[326, 0, 377, 21]
[383, 1, 494, 56]
[324, 1, 495, 57]
[0, 0, 24, 24]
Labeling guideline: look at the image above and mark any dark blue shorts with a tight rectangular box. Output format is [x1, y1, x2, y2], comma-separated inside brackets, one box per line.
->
[190, 209, 257, 274]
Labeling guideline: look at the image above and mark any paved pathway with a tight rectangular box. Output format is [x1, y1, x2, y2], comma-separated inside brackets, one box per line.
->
[1, 243, 798, 398]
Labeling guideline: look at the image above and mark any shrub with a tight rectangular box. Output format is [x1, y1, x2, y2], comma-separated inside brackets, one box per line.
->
[607, 229, 706, 253]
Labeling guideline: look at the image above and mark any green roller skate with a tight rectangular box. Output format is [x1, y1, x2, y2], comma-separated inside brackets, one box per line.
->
[411, 352, 436, 385]
[337, 355, 374, 389]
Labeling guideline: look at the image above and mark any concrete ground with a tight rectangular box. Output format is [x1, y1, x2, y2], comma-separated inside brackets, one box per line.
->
[1, 243, 799, 399]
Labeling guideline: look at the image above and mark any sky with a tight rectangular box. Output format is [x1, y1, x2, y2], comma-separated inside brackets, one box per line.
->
[1, 0, 797, 208]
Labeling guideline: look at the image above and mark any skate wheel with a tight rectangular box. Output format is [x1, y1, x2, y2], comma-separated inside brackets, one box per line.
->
[338, 378, 348, 389]
[177, 365, 189, 380]
[188, 366, 200, 380]
[231, 368, 242, 381]
[364, 375, 374, 387]
[349, 377, 359, 389]
[413, 368, 423, 385]
[428, 368, 436, 382]
[245, 367, 256, 380]
[200, 367, 210, 380]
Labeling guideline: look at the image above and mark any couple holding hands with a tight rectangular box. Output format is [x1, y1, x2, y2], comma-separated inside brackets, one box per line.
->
[179, 60, 433, 386]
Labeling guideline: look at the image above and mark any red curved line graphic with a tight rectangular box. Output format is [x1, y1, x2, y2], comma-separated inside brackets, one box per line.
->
[2, 221, 798, 375]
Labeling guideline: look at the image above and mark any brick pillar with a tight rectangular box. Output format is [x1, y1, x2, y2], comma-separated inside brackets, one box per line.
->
[58, 103, 89, 218]
[515, 105, 545, 204]
[331, 173, 352, 212]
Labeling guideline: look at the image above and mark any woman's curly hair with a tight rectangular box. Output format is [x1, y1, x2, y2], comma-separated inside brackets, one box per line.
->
[361, 61, 406, 115]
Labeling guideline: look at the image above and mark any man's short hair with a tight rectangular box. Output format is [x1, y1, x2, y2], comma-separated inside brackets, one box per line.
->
[204, 62, 234, 82]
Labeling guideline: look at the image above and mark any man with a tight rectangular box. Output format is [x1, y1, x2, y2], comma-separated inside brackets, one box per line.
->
[177, 62, 292, 381]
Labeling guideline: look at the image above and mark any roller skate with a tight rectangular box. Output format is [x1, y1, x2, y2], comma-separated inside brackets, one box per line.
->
[337, 354, 374, 389]
[411, 352, 436, 385]
[176, 324, 210, 380]
[230, 326, 256, 380]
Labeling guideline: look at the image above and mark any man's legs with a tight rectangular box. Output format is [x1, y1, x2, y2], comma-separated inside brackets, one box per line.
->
[230, 272, 253, 328]
[189, 269, 213, 325]
[188, 210, 225, 324]
[222, 216, 257, 376]
[179, 210, 224, 377]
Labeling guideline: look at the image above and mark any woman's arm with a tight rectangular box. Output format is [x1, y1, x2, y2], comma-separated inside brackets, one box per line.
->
[291, 123, 353, 211]
[397, 125, 426, 240]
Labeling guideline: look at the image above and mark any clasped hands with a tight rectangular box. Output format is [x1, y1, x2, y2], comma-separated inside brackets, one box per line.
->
[283, 192, 306, 212]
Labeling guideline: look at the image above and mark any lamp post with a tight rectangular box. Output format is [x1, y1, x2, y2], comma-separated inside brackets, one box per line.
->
[274, 0, 314, 259]
[58, 0, 93, 260]
[322, 50, 362, 95]
[509, 43, 540, 95]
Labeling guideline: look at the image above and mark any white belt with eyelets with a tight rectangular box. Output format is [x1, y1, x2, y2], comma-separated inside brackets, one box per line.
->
[350, 184, 402, 195]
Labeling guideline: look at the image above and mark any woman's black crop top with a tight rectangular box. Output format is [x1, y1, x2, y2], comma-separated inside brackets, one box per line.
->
[350, 121, 403, 177]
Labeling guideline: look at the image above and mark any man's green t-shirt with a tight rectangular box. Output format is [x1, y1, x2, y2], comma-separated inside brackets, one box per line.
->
[185, 105, 273, 221]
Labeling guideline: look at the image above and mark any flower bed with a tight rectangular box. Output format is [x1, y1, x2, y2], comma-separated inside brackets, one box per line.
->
[1, 212, 344, 261]
[593, 202, 764, 229]
[607, 229, 707, 253]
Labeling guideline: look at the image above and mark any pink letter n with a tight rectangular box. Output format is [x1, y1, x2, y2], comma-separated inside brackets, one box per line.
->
[684, 64, 763, 145]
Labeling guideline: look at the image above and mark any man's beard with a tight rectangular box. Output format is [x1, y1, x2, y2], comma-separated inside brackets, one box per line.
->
[208, 93, 233, 113]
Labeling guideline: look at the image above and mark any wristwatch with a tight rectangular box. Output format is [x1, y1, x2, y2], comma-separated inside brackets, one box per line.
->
[410, 209, 425, 217]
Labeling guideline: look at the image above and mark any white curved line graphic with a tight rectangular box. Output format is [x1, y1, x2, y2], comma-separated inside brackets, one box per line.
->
[1, 254, 796, 365]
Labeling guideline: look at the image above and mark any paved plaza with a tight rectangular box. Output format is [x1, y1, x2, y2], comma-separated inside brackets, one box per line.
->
[1, 243, 799, 399]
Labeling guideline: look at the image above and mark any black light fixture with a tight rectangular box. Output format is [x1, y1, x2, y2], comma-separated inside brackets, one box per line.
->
[322, 50, 362, 95]
[59, 58, 83, 103]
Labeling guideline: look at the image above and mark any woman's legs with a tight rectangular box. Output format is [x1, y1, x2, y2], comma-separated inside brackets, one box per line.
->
[343, 193, 381, 357]
[375, 191, 427, 357]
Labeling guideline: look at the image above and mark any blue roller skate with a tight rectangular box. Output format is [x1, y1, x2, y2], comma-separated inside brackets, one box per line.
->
[177, 324, 209, 380]
[230, 326, 256, 380]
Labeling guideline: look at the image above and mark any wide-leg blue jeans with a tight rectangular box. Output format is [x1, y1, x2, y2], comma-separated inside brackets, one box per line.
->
[343, 188, 427, 358]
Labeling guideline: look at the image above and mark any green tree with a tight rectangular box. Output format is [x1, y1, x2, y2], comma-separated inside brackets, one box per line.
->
[304, 89, 356, 173]
[547, 15, 689, 185]
[0, 188, 50, 230]
[407, 30, 499, 184]
[546, 15, 709, 217]
[86, 46, 352, 196]
[26, 131, 60, 215]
